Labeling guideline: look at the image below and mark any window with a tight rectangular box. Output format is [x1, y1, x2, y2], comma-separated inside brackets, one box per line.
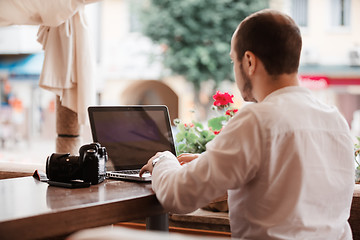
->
[291, 0, 308, 27]
[129, 0, 143, 32]
[330, 0, 351, 27]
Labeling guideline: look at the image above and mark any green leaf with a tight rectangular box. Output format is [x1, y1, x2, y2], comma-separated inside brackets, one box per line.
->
[175, 131, 185, 142]
[177, 123, 185, 132]
[206, 133, 215, 142]
[185, 132, 198, 144]
[208, 116, 227, 131]
[176, 143, 187, 155]
[193, 121, 204, 130]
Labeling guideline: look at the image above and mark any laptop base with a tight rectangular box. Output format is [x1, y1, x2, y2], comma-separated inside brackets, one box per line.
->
[106, 172, 151, 182]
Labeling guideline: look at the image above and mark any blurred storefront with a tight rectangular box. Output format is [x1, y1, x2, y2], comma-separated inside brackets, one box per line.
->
[0, 53, 56, 148]
[1, 0, 360, 151]
[298, 65, 360, 136]
[271, 0, 360, 137]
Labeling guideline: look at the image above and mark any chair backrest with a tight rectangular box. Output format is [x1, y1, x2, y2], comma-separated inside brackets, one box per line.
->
[349, 185, 360, 240]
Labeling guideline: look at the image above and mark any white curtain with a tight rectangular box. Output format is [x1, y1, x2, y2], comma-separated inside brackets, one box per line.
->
[0, 0, 100, 124]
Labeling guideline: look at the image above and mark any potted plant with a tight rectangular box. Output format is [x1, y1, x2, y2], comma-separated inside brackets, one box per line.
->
[174, 91, 238, 212]
[355, 136, 360, 184]
[174, 91, 238, 155]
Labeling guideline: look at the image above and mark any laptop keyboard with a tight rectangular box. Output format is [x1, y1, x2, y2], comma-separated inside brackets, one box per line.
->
[119, 170, 140, 174]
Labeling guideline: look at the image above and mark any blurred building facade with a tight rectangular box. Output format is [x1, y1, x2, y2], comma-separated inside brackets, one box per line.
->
[271, 0, 360, 135]
[0, 0, 359, 151]
[98, 0, 360, 136]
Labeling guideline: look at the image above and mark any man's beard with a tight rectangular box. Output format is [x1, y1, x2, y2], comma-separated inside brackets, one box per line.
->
[240, 63, 257, 102]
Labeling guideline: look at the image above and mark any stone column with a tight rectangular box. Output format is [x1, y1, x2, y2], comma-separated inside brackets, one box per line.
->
[55, 96, 82, 155]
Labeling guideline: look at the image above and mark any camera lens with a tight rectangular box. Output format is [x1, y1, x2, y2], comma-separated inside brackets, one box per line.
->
[46, 153, 82, 182]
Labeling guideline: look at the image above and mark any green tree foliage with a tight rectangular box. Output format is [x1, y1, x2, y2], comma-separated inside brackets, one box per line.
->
[140, 0, 268, 90]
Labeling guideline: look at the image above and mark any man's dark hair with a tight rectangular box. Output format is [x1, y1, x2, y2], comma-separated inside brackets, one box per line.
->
[235, 9, 302, 75]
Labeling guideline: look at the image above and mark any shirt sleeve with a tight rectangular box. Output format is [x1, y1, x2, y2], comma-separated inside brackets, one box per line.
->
[151, 107, 263, 214]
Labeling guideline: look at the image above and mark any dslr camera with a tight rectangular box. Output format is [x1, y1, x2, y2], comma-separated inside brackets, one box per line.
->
[46, 142, 108, 185]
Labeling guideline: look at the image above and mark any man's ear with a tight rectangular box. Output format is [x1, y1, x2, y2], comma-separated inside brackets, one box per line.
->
[243, 51, 256, 76]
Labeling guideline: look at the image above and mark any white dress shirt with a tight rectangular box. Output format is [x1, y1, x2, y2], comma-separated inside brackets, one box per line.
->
[152, 86, 355, 239]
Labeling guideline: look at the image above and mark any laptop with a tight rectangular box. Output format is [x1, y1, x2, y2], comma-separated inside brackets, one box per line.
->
[88, 105, 176, 182]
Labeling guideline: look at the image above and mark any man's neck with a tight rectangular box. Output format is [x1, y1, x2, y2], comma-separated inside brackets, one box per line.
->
[256, 73, 300, 102]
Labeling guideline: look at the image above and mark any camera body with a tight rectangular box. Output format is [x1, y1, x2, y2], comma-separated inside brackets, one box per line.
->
[46, 142, 108, 185]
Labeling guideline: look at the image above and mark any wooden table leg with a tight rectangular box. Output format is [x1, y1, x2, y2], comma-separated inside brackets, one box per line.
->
[146, 213, 169, 231]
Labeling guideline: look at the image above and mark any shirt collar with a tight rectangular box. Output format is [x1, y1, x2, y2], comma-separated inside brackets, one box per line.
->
[262, 86, 310, 102]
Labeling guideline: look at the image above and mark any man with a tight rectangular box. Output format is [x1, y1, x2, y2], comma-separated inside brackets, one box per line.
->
[140, 9, 355, 239]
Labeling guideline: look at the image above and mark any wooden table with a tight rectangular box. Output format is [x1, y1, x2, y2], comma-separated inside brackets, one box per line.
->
[170, 209, 230, 233]
[350, 184, 360, 240]
[0, 176, 167, 240]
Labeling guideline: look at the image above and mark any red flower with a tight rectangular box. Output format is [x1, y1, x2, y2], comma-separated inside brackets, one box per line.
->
[213, 130, 221, 135]
[213, 91, 234, 107]
[210, 126, 223, 135]
[225, 108, 238, 116]
[184, 123, 194, 128]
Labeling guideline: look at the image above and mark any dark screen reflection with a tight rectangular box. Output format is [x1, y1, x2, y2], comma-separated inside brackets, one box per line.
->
[90, 107, 175, 171]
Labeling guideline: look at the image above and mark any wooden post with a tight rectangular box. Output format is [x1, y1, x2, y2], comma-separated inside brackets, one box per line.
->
[55, 96, 82, 155]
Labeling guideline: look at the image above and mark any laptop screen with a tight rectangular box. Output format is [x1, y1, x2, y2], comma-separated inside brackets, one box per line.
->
[88, 106, 176, 171]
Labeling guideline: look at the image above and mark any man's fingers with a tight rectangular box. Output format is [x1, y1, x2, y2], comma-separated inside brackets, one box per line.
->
[139, 151, 168, 177]
[139, 166, 146, 177]
[139, 159, 152, 177]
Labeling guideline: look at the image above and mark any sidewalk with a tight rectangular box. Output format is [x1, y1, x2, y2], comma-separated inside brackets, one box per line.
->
[0, 137, 56, 172]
